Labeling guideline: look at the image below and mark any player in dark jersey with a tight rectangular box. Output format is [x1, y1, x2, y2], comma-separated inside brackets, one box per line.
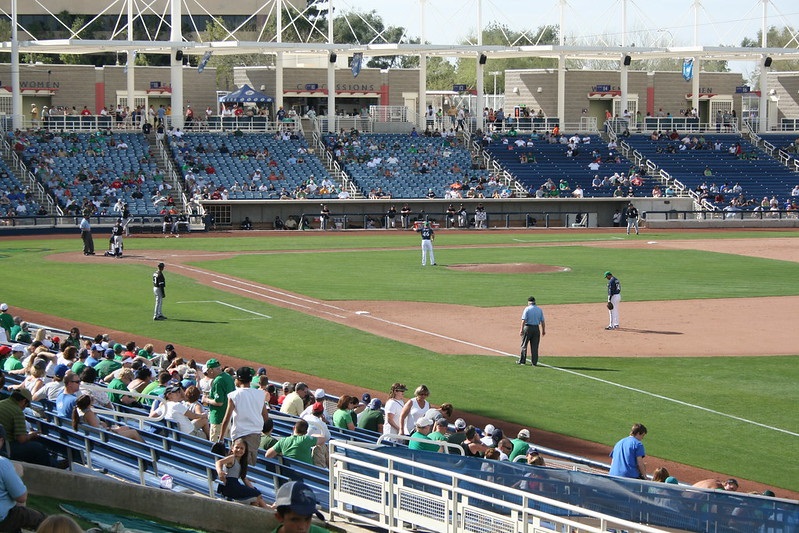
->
[153, 262, 167, 320]
[605, 271, 621, 329]
[111, 219, 124, 258]
[416, 221, 436, 266]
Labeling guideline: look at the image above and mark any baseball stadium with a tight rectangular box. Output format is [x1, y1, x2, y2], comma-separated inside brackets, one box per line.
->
[1, 0, 799, 531]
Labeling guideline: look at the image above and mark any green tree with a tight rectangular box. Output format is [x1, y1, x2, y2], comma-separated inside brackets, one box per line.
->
[742, 26, 799, 72]
[201, 18, 269, 91]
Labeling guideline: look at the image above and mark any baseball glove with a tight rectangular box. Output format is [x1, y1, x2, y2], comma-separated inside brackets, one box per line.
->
[606, 302, 614, 310]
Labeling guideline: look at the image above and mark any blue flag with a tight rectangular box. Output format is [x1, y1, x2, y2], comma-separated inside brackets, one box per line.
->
[351, 52, 363, 78]
[682, 58, 694, 82]
[198, 51, 212, 74]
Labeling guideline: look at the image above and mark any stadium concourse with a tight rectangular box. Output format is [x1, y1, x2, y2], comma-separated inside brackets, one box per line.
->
[11, 230, 799, 501]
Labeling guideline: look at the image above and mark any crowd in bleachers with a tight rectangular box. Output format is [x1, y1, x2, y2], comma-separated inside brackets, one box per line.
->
[0, 160, 44, 224]
[11, 129, 167, 217]
[169, 129, 337, 202]
[481, 129, 647, 198]
[325, 128, 494, 199]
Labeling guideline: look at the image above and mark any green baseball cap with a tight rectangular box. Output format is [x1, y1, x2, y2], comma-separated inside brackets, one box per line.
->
[205, 358, 220, 369]
[604, 271, 612, 277]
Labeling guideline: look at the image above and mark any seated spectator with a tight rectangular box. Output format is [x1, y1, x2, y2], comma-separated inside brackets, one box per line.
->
[72, 394, 143, 442]
[32, 364, 69, 402]
[79, 367, 111, 409]
[55, 371, 82, 418]
[407, 417, 439, 452]
[259, 418, 279, 451]
[356, 398, 383, 433]
[0, 424, 45, 530]
[265, 419, 325, 465]
[332, 395, 355, 430]
[0, 389, 55, 466]
[150, 385, 209, 439]
[214, 439, 268, 508]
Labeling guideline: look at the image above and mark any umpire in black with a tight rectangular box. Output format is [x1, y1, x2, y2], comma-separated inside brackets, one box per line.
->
[519, 296, 546, 366]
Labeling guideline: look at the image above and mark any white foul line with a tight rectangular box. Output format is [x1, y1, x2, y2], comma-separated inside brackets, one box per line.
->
[175, 300, 271, 319]
[178, 265, 797, 437]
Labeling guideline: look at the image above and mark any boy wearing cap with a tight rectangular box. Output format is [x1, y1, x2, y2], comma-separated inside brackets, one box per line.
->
[271, 480, 329, 533]
[219, 367, 270, 465]
[509, 429, 532, 461]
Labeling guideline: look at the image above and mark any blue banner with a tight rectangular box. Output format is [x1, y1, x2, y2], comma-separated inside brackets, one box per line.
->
[351, 52, 363, 78]
[198, 51, 212, 74]
[682, 58, 694, 82]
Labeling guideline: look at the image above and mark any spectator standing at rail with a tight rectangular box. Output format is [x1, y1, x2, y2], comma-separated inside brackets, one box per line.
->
[609, 423, 648, 479]
[202, 358, 235, 441]
[219, 366, 270, 465]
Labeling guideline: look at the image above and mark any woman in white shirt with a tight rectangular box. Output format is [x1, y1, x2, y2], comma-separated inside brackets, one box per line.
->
[399, 384, 430, 436]
[382, 383, 407, 438]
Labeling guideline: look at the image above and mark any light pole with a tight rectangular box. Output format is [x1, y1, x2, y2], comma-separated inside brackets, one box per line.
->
[489, 71, 500, 111]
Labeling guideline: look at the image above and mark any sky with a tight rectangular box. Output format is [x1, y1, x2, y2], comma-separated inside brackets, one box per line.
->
[334, 0, 799, 50]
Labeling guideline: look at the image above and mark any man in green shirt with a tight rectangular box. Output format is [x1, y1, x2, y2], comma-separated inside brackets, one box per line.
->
[2, 345, 25, 373]
[428, 418, 449, 442]
[356, 398, 383, 433]
[93, 350, 121, 380]
[408, 417, 439, 452]
[141, 371, 171, 406]
[266, 420, 325, 465]
[106, 368, 141, 407]
[0, 304, 13, 339]
[509, 428, 533, 461]
[202, 358, 235, 441]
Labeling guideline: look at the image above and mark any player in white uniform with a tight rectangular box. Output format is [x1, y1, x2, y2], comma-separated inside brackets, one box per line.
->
[416, 221, 436, 266]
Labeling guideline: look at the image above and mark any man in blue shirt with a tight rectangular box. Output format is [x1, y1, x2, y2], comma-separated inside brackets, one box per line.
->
[55, 372, 82, 418]
[519, 296, 546, 366]
[609, 423, 647, 479]
[0, 425, 45, 531]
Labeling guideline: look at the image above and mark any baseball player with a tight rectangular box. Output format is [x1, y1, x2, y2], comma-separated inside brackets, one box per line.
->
[519, 296, 546, 366]
[153, 262, 167, 320]
[605, 271, 621, 330]
[625, 202, 639, 235]
[416, 221, 436, 266]
[111, 219, 124, 258]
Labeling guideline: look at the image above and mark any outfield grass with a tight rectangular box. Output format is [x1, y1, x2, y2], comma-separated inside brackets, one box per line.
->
[3, 230, 798, 492]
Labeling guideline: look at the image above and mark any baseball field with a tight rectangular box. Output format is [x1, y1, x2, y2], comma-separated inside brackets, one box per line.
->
[4, 227, 798, 496]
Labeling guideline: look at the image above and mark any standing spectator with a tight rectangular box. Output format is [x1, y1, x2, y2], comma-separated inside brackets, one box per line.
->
[279, 382, 309, 417]
[612, 209, 623, 227]
[219, 367, 270, 465]
[202, 359, 235, 441]
[415, 221, 436, 266]
[356, 398, 383, 433]
[0, 305, 11, 340]
[519, 296, 545, 366]
[265, 420, 325, 465]
[79, 215, 94, 255]
[604, 271, 621, 330]
[153, 262, 167, 320]
[0, 425, 46, 531]
[609, 423, 648, 479]
[399, 385, 430, 436]
[382, 383, 407, 440]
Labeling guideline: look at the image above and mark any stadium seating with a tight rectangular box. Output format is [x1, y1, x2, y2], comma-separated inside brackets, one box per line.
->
[169, 133, 335, 200]
[325, 133, 491, 199]
[625, 134, 799, 209]
[0, 159, 45, 218]
[14, 132, 165, 216]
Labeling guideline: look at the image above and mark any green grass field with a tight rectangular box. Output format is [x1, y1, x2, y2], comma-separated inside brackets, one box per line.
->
[3, 230, 798, 492]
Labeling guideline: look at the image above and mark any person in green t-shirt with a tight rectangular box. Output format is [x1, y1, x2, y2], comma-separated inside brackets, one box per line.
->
[408, 417, 440, 452]
[356, 399, 384, 433]
[428, 418, 449, 442]
[266, 420, 325, 465]
[201, 358, 235, 441]
[259, 418, 279, 451]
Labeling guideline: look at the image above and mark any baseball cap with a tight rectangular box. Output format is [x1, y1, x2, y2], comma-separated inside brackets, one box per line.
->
[257, 367, 267, 376]
[12, 389, 32, 403]
[165, 344, 175, 351]
[604, 271, 612, 277]
[91, 344, 103, 352]
[361, 393, 371, 404]
[104, 349, 115, 358]
[11, 343, 25, 353]
[0, 346, 10, 357]
[491, 428, 504, 440]
[518, 429, 531, 439]
[527, 296, 535, 302]
[164, 385, 182, 395]
[53, 364, 69, 378]
[235, 366, 254, 381]
[484, 424, 495, 436]
[33, 358, 47, 370]
[314, 388, 326, 400]
[137, 349, 149, 358]
[454, 418, 467, 430]
[0, 303, 8, 311]
[205, 358, 220, 369]
[52, 336, 60, 345]
[416, 417, 433, 428]
[273, 481, 324, 520]
[665, 476, 679, 485]
[312, 401, 325, 413]
[368, 398, 382, 410]
[158, 262, 165, 268]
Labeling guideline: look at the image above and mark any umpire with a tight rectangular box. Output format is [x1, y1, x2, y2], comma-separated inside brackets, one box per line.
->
[519, 296, 546, 366]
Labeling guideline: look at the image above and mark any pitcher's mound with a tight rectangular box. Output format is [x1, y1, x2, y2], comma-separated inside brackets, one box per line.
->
[447, 263, 570, 274]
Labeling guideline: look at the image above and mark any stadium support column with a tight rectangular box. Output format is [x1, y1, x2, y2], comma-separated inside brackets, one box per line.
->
[11, 0, 21, 130]
[326, 0, 335, 133]
[418, 0, 427, 131]
[275, 0, 284, 121]
[170, 0, 184, 130]
[620, 55, 628, 124]
[692, 59, 700, 125]
[126, 0, 135, 122]
[758, 0, 768, 134]
[557, 54, 565, 129]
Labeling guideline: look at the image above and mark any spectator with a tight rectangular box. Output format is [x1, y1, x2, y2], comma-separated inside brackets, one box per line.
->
[332, 396, 355, 430]
[428, 418, 450, 443]
[106, 368, 141, 408]
[72, 394, 143, 442]
[259, 418, 279, 452]
[280, 382, 309, 417]
[271, 480, 328, 532]
[609, 423, 647, 479]
[265, 419, 325, 465]
[407, 417, 438, 452]
[0, 390, 54, 466]
[0, 424, 45, 530]
[219, 367, 270, 465]
[356, 398, 383, 433]
[399, 384, 430, 436]
[32, 364, 69, 402]
[202, 358, 235, 441]
[215, 439, 268, 508]
[78, 367, 111, 409]
[55, 372, 82, 417]
[151, 385, 210, 439]
[302, 402, 330, 467]
[461, 426, 492, 458]
[446, 418, 469, 447]
[509, 428, 532, 461]
[381, 383, 406, 440]
[33, 515, 82, 533]
[652, 466, 671, 483]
